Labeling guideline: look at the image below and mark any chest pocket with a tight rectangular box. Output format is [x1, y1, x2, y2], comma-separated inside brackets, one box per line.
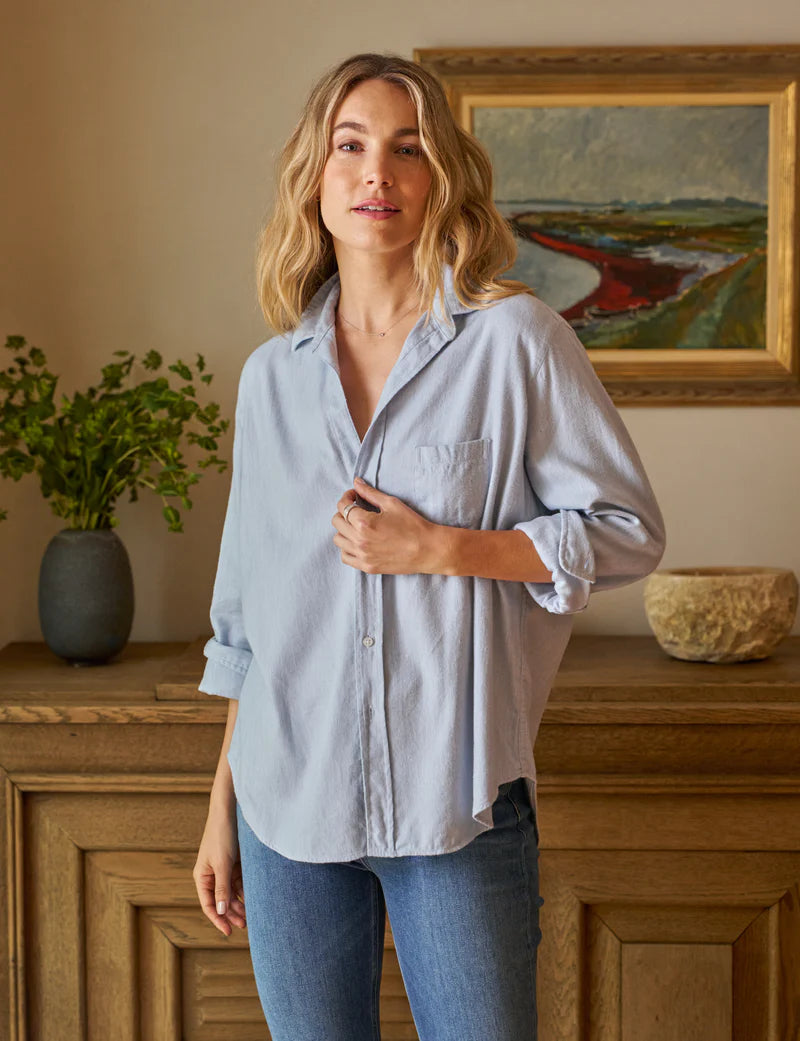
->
[413, 438, 492, 530]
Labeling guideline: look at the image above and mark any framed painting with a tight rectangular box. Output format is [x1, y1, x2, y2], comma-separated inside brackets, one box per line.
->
[414, 45, 800, 405]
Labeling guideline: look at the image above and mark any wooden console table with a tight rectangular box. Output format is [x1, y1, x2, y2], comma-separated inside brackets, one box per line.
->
[1, 635, 799, 1041]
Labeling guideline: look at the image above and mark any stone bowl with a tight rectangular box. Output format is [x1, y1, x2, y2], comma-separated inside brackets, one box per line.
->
[643, 566, 798, 663]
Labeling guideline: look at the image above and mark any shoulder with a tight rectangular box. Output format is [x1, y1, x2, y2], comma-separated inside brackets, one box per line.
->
[236, 331, 293, 394]
[479, 289, 570, 340]
[467, 289, 579, 378]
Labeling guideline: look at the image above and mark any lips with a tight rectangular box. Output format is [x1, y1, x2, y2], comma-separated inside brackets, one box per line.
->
[352, 200, 400, 211]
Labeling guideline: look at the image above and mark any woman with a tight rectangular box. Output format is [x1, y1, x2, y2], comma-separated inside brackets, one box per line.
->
[193, 51, 666, 1041]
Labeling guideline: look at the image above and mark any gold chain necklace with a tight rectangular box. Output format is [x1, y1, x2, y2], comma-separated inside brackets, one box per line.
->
[337, 300, 421, 338]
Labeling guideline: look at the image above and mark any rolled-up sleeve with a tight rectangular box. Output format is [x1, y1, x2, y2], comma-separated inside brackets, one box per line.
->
[197, 364, 253, 698]
[512, 316, 666, 614]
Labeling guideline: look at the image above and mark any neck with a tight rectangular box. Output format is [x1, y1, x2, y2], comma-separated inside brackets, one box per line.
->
[334, 250, 424, 333]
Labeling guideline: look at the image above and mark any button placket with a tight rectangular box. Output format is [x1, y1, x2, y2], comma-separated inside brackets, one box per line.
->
[323, 325, 454, 856]
[352, 412, 394, 854]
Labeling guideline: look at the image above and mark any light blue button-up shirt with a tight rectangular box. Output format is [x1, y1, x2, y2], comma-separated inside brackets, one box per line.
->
[198, 262, 666, 862]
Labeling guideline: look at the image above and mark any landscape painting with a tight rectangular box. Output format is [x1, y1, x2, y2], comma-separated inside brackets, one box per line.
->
[473, 103, 769, 350]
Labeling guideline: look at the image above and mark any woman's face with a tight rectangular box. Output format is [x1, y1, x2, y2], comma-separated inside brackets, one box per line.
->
[319, 78, 432, 262]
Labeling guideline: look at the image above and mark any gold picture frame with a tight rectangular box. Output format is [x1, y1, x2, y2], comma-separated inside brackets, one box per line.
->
[414, 45, 800, 405]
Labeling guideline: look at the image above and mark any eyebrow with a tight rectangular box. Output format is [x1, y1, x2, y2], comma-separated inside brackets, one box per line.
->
[332, 121, 420, 137]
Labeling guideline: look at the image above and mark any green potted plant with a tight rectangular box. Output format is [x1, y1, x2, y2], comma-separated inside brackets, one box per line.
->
[0, 335, 230, 665]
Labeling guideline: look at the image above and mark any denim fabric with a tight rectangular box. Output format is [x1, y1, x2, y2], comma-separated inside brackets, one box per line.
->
[235, 777, 543, 1041]
[199, 261, 666, 861]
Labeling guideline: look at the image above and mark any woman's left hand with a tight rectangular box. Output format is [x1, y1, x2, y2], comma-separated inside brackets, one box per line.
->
[332, 477, 441, 575]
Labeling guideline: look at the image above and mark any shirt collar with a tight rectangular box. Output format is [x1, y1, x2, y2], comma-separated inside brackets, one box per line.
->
[289, 262, 476, 351]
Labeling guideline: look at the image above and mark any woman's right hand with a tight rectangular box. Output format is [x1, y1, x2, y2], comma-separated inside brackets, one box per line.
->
[193, 802, 247, 936]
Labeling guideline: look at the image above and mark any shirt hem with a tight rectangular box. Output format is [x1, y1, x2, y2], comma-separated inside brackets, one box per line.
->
[232, 774, 539, 863]
[233, 814, 494, 861]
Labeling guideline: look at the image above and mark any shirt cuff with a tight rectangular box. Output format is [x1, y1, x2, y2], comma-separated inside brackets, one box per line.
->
[513, 509, 595, 614]
[197, 637, 253, 699]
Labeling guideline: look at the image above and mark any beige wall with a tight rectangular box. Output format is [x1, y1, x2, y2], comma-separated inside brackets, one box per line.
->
[2, 1, 799, 651]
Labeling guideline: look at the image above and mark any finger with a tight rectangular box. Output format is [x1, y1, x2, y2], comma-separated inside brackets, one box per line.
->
[194, 871, 235, 936]
[220, 891, 247, 925]
[224, 907, 248, 929]
[352, 478, 386, 506]
[199, 892, 233, 935]
[332, 501, 357, 527]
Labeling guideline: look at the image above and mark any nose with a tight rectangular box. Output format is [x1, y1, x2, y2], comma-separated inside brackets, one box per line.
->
[364, 169, 392, 187]
[363, 148, 394, 187]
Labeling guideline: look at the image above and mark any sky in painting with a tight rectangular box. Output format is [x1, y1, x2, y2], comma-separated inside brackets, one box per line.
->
[473, 104, 768, 205]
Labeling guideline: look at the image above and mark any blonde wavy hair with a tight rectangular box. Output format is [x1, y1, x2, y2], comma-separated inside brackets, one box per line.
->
[255, 52, 536, 334]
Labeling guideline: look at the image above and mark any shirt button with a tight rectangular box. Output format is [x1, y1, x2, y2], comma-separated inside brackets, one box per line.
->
[362, 635, 375, 647]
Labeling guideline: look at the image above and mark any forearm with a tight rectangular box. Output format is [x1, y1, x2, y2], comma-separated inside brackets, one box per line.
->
[209, 697, 239, 814]
[426, 524, 554, 583]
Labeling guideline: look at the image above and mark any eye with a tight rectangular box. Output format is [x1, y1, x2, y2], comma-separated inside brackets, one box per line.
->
[335, 141, 422, 157]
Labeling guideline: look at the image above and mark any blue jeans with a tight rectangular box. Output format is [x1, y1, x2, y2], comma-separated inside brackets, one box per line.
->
[235, 777, 543, 1041]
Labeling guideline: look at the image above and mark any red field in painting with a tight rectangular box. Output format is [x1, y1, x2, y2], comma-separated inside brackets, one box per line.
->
[522, 229, 699, 322]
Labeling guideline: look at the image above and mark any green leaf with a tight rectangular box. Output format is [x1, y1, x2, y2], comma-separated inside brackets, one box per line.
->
[168, 360, 193, 382]
[1, 334, 231, 532]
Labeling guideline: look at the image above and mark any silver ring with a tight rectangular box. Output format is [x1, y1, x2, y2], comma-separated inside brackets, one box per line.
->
[342, 502, 359, 522]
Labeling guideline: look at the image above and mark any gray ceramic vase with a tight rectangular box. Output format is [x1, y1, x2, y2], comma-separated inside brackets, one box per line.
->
[38, 528, 134, 665]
